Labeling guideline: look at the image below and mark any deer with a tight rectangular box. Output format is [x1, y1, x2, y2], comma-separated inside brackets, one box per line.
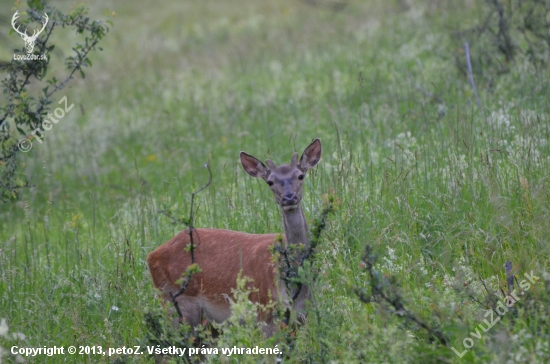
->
[146, 138, 322, 335]
[11, 11, 49, 54]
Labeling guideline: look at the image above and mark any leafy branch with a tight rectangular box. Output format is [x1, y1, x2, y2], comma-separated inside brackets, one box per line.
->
[0, 0, 111, 201]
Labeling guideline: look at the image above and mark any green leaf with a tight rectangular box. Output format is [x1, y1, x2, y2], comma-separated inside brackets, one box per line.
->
[27, 0, 45, 11]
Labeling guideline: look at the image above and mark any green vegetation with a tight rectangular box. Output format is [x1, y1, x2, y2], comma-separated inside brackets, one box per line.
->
[0, 0, 110, 200]
[1, 0, 549, 362]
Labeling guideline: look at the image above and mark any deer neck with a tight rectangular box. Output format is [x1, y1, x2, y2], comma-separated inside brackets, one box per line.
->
[281, 204, 309, 247]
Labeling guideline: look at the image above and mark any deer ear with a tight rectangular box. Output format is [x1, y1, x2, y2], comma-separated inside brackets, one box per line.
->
[240, 152, 270, 179]
[265, 159, 277, 171]
[298, 138, 322, 172]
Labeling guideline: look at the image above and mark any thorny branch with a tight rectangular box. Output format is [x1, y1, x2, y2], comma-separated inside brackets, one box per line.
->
[453, 0, 550, 87]
[355, 244, 449, 346]
[158, 163, 212, 319]
[275, 190, 338, 324]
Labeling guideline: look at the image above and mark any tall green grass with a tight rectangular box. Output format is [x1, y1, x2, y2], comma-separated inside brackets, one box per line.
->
[1, 0, 549, 362]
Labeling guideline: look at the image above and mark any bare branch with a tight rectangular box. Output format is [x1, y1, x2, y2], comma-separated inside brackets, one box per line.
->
[161, 163, 212, 319]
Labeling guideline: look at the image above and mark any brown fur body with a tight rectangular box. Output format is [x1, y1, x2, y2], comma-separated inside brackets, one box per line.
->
[147, 228, 283, 325]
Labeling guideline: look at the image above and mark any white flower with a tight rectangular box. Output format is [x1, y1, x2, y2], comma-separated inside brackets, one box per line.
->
[12, 332, 26, 340]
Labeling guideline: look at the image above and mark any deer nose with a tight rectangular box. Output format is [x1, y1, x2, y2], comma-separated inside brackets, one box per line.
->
[282, 193, 297, 205]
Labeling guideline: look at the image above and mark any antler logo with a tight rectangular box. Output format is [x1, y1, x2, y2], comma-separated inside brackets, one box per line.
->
[11, 11, 49, 54]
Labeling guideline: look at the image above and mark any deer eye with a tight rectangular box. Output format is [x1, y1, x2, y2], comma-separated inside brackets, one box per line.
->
[267, 180, 274, 186]
[298, 174, 305, 180]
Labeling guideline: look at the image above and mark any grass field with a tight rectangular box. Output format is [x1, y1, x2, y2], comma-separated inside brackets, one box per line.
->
[1, 0, 550, 362]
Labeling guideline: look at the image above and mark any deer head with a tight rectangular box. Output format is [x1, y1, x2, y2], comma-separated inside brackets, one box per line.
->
[240, 138, 322, 212]
[11, 11, 49, 54]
